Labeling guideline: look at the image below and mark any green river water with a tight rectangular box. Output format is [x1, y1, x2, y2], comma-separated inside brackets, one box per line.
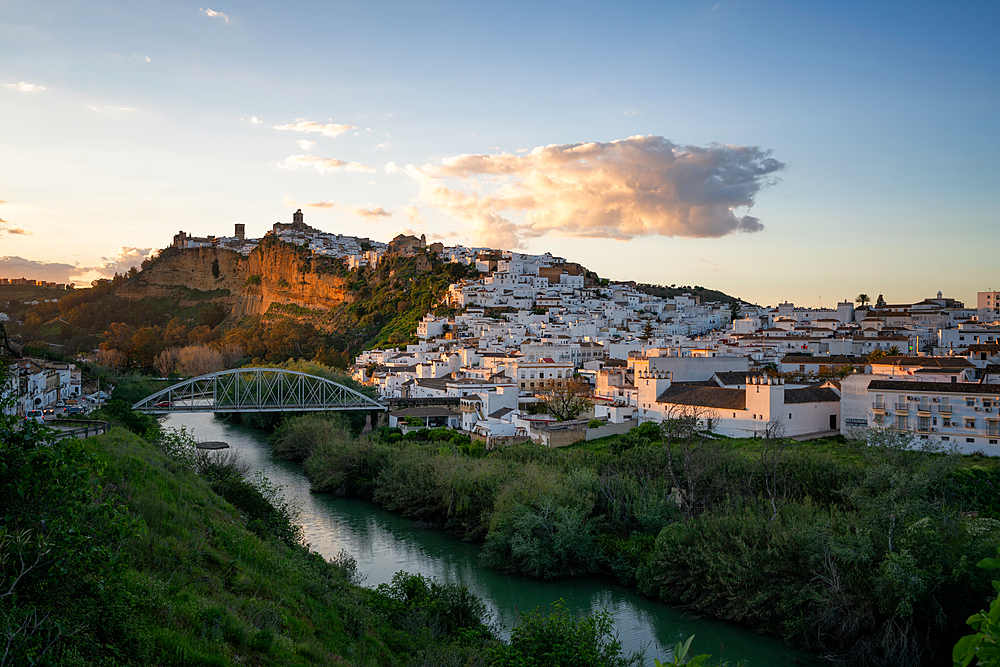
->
[163, 413, 821, 666]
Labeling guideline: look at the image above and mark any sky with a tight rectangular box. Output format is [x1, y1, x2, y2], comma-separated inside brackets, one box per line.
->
[0, 0, 997, 306]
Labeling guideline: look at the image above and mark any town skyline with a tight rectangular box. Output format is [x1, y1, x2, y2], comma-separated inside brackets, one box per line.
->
[1, 1, 997, 305]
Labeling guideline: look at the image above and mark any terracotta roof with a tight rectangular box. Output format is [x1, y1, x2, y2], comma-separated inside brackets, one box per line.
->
[656, 385, 746, 410]
[713, 371, 765, 387]
[872, 356, 974, 368]
[785, 387, 841, 404]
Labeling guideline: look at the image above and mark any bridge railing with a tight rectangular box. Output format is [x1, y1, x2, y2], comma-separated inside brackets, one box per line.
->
[133, 368, 386, 414]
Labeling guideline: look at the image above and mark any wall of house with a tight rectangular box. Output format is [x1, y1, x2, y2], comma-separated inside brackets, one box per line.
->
[840, 374, 874, 435]
[643, 355, 749, 382]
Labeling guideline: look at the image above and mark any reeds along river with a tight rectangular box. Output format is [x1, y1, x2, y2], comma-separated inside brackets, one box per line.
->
[164, 412, 820, 667]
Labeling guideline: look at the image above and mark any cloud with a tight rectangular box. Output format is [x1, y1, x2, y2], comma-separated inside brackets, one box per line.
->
[97, 247, 156, 275]
[287, 198, 390, 218]
[6, 228, 31, 235]
[403, 135, 783, 248]
[402, 205, 424, 226]
[623, 109, 638, 115]
[6, 82, 45, 92]
[348, 206, 390, 219]
[375, 141, 391, 149]
[200, 7, 230, 22]
[146, 55, 151, 62]
[297, 139, 316, 150]
[0, 256, 80, 283]
[272, 120, 354, 138]
[277, 154, 375, 174]
[249, 116, 262, 124]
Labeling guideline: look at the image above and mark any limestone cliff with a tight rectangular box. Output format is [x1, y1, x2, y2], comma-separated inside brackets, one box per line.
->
[117, 239, 355, 317]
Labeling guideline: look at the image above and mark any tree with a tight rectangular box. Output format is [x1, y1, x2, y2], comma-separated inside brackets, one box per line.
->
[886, 345, 902, 356]
[538, 378, 593, 421]
[660, 406, 716, 521]
[153, 347, 180, 377]
[96, 347, 129, 372]
[639, 320, 656, 342]
[856, 293, 871, 308]
[748, 416, 788, 522]
[954, 550, 1000, 667]
[176, 344, 224, 376]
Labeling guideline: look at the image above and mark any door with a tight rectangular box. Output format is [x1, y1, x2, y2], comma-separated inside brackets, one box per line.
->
[830, 414, 837, 430]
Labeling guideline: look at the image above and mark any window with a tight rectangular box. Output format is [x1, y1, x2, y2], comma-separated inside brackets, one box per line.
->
[966, 419, 976, 429]
[789, 413, 792, 420]
[967, 438, 975, 443]
[942, 436, 950, 441]
[967, 398, 976, 407]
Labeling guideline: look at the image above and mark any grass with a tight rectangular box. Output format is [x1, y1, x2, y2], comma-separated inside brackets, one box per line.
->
[88, 427, 400, 666]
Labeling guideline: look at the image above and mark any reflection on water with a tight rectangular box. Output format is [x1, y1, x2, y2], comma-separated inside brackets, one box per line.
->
[164, 413, 818, 666]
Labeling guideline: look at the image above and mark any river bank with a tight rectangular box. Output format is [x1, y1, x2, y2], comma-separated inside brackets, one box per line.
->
[164, 412, 820, 666]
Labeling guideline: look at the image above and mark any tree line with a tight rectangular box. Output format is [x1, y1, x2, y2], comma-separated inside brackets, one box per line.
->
[268, 412, 1000, 666]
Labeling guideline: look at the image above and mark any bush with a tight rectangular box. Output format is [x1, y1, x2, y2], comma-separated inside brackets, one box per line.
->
[491, 600, 632, 667]
[481, 500, 601, 579]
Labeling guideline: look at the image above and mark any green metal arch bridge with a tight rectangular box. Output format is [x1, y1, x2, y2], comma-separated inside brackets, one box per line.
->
[131, 368, 386, 414]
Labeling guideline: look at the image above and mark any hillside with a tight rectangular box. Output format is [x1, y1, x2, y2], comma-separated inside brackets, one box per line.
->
[631, 282, 738, 305]
[6, 237, 736, 368]
[6, 238, 476, 367]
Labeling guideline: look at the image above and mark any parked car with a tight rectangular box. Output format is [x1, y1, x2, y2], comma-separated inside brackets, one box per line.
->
[25, 410, 44, 423]
[66, 406, 84, 415]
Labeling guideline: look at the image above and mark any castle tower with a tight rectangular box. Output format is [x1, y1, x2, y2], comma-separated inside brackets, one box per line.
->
[234, 223, 245, 241]
[293, 209, 303, 225]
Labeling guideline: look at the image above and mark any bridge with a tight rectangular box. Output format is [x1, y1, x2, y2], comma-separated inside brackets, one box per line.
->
[132, 368, 386, 414]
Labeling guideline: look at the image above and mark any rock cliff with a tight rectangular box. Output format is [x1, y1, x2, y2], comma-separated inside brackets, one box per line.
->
[117, 239, 355, 317]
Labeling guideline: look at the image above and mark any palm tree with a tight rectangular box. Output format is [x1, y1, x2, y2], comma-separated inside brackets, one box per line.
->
[856, 294, 870, 308]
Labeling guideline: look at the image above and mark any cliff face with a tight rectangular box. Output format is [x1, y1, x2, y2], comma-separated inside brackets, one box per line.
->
[117, 241, 354, 317]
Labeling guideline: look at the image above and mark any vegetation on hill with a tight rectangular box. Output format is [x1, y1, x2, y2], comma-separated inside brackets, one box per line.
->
[273, 414, 1000, 666]
[4, 243, 477, 372]
[1, 361, 683, 667]
[631, 282, 737, 305]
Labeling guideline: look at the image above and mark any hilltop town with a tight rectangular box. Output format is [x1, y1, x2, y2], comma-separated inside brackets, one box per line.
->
[4, 211, 999, 453]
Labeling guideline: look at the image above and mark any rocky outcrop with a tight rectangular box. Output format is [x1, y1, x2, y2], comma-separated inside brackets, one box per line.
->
[117, 240, 355, 317]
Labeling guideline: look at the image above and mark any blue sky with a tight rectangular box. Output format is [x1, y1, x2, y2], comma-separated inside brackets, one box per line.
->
[1, 1, 997, 306]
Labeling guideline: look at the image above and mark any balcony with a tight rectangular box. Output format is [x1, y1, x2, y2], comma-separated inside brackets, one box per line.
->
[894, 403, 909, 412]
[872, 403, 887, 413]
[917, 404, 932, 415]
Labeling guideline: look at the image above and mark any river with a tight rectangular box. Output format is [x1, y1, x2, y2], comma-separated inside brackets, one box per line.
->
[163, 412, 819, 666]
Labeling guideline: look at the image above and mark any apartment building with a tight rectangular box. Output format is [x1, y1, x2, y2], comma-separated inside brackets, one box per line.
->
[841, 375, 1000, 451]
